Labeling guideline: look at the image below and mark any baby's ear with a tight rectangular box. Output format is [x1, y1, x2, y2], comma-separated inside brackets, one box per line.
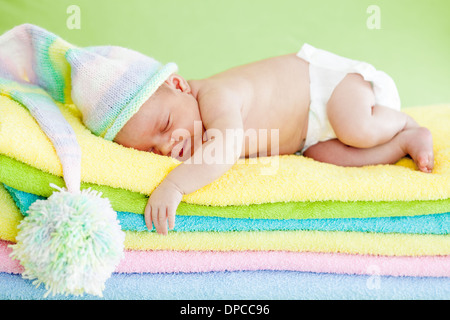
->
[165, 74, 191, 93]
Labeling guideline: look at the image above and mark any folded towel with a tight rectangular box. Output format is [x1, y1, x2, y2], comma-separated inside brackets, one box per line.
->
[0, 183, 22, 242]
[1, 185, 448, 256]
[1, 95, 449, 205]
[2, 181, 448, 299]
[1, 271, 449, 300]
[121, 230, 449, 256]
[2, 154, 450, 220]
[1, 240, 448, 278]
[5, 184, 449, 234]
[4, 184, 448, 278]
[2, 183, 449, 257]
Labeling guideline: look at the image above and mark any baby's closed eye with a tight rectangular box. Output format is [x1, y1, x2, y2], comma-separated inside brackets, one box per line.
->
[161, 113, 172, 133]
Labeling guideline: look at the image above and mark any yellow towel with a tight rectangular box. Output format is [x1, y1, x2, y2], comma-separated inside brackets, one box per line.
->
[0, 184, 22, 242]
[0, 95, 449, 205]
[123, 230, 449, 257]
[1, 184, 448, 257]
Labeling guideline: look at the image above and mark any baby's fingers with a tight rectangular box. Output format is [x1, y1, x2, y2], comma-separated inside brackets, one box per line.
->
[158, 207, 168, 235]
[151, 206, 161, 234]
[144, 203, 153, 231]
[168, 205, 176, 231]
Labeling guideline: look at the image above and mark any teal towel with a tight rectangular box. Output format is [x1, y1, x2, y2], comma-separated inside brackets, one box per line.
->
[4, 184, 449, 234]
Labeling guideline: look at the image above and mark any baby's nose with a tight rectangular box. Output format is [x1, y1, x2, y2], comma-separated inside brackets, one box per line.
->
[158, 141, 175, 156]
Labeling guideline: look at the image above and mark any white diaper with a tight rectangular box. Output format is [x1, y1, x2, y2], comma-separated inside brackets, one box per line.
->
[297, 43, 401, 153]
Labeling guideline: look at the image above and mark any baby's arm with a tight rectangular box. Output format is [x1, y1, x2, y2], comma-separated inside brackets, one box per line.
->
[145, 89, 244, 234]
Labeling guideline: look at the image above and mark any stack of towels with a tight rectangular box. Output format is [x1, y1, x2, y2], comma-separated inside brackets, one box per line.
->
[0, 93, 449, 299]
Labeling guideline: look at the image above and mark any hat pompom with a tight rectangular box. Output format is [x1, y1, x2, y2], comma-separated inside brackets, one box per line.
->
[9, 184, 125, 297]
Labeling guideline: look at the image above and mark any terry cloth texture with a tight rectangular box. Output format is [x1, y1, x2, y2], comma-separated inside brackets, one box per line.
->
[1, 184, 449, 257]
[0, 37, 449, 298]
[4, 184, 449, 234]
[1, 240, 448, 278]
[0, 271, 449, 300]
[1, 154, 450, 220]
[0, 95, 449, 205]
[1, 184, 449, 258]
[0, 173, 449, 299]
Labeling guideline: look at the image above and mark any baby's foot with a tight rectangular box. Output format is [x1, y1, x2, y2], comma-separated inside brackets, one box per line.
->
[401, 127, 434, 173]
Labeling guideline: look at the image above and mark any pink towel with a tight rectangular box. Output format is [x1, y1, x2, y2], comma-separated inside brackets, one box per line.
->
[1, 240, 448, 277]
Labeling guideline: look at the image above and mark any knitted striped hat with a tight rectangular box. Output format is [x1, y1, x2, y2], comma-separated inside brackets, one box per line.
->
[0, 24, 178, 192]
[67, 46, 178, 140]
[0, 23, 178, 297]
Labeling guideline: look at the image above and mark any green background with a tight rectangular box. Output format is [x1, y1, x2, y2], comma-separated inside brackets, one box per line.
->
[1, 0, 449, 108]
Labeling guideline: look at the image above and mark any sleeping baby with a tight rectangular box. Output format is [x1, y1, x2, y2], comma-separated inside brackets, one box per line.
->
[1, 24, 433, 235]
[113, 43, 434, 235]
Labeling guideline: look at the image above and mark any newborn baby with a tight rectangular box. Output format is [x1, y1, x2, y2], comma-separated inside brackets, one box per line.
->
[114, 43, 434, 235]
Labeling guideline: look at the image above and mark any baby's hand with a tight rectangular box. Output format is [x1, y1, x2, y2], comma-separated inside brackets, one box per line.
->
[145, 179, 183, 235]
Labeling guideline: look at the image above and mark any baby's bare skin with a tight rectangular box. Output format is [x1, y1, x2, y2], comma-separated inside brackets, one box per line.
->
[115, 54, 311, 158]
[189, 53, 311, 157]
[115, 53, 434, 235]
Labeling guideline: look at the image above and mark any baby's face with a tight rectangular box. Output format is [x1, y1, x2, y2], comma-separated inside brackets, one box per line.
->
[114, 81, 203, 161]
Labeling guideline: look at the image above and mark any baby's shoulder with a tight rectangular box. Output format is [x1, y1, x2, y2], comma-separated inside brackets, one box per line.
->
[194, 80, 244, 127]
[196, 78, 245, 106]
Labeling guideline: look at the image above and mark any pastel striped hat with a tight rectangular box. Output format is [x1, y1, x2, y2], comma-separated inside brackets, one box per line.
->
[0, 23, 178, 296]
[0, 23, 178, 192]
[67, 45, 178, 140]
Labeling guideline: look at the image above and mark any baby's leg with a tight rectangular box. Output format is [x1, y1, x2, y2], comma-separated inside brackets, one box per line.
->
[304, 128, 433, 172]
[327, 73, 417, 148]
[326, 73, 433, 172]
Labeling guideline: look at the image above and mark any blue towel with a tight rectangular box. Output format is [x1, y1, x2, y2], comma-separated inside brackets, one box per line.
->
[4, 184, 449, 234]
[0, 271, 448, 300]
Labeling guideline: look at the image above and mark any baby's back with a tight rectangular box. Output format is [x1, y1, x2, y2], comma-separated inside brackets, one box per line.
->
[195, 53, 311, 157]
